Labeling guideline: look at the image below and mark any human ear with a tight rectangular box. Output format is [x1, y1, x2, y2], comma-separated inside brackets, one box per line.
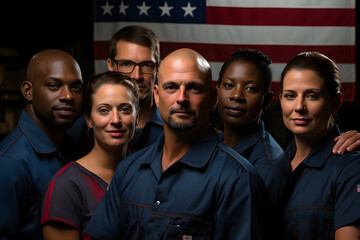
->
[21, 81, 33, 101]
[135, 114, 139, 128]
[85, 114, 93, 129]
[332, 92, 343, 113]
[107, 58, 115, 71]
[153, 84, 160, 108]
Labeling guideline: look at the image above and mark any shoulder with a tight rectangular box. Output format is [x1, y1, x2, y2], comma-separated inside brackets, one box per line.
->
[215, 142, 257, 174]
[116, 144, 155, 172]
[333, 151, 360, 175]
[0, 125, 27, 157]
[47, 162, 80, 185]
[212, 143, 266, 196]
[0, 153, 31, 189]
[260, 132, 289, 168]
[126, 144, 154, 162]
[0, 126, 32, 176]
[259, 132, 285, 160]
[44, 162, 82, 198]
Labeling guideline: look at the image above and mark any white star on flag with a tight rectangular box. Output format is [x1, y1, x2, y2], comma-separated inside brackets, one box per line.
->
[182, 2, 197, 17]
[159, 2, 173, 17]
[101, 1, 114, 16]
[119, 1, 129, 15]
[137, 1, 151, 16]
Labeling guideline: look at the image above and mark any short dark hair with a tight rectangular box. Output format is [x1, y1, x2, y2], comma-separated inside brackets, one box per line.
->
[217, 49, 272, 93]
[84, 71, 139, 118]
[108, 25, 160, 64]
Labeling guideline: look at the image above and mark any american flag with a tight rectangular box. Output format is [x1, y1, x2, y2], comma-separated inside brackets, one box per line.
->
[93, 0, 356, 102]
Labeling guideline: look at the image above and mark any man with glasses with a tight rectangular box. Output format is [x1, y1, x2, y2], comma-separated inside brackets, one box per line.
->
[107, 25, 163, 149]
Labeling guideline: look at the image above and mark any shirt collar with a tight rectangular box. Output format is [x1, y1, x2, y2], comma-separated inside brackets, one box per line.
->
[147, 107, 163, 126]
[18, 109, 58, 154]
[286, 126, 340, 168]
[219, 121, 265, 155]
[137, 127, 219, 169]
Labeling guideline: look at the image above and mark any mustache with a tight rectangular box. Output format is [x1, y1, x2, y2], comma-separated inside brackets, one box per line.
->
[169, 107, 196, 115]
[52, 104, 75, 111]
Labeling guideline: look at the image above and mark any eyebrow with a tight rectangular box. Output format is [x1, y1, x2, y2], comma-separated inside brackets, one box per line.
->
[283, 88, 321, 92]
[117, 59, 155, 63]
[224, 77, 257, 84]
[47, 77, 62, 82]
[162, 80, 205, 86]
[96, 102, 133, 108]
[47, 77, 83, 84]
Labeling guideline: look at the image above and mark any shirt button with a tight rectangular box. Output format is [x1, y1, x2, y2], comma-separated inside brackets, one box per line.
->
[155, 200, 161, 206]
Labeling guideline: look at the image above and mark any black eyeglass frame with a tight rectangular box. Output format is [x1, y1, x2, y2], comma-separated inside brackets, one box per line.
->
[112, 59, 158, 74]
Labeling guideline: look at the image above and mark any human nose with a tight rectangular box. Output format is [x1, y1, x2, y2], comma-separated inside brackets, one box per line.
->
[110, 111, 121, 125]
[229, 85, 245, 102]
[176, 85, 189, 106]
[130, 65, 142, 80]
[59, 86, 74, 102]
[294, 97, 306, 113]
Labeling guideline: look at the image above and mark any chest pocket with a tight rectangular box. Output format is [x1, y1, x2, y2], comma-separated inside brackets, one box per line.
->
[286, 206, 334, 240]
[161, 218, 214, 240]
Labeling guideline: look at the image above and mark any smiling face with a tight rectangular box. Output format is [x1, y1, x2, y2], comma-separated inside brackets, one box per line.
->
[86, 84, 137, 151]
[217, 60, 267, 130]
[280, 69, 334, 140]
[27, 51, 84, 130]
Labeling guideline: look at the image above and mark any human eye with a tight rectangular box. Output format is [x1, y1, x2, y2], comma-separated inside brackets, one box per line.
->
[222, 81, 233, 89]
[72, 83, 83, 93]
[97, 106, 110, 115]
[245, 85, 257, 93]
[119, 61, 133, 67]
[283, 93, 296, 100]
[120, 105, 132, 114]
[306, 93, 319, 100]
[187, 83, 203, 94]
[163, 83, 178, 93]
[141, 62, 155, 69]
[47, 82, 61, 90]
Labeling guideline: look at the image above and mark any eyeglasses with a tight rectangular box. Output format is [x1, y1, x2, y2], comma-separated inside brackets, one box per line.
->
[112, 59, 157, 74]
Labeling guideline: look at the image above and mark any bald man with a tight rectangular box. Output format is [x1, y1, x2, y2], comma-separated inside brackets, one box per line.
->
[85, 49, 267, 239]
[0, 49, 84, 240]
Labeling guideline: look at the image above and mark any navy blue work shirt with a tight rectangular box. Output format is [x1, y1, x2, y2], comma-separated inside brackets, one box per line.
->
[85, 128, 267, 240]
[219, 121, 289, 207]
[219, 121, 289, 238]
[133, 107, 163, 150]
[283, 126, 360, 239]
[0, 110, 73, 240]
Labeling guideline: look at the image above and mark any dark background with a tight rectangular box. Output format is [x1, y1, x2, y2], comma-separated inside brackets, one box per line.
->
[0, 1, 359, 148]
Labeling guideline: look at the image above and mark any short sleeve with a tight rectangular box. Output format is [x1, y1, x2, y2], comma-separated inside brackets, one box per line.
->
[41, 175, 82, 230]
[214, 168, 267, 239]
[334, 158, 360, 229]
[84, 165, 122, 239]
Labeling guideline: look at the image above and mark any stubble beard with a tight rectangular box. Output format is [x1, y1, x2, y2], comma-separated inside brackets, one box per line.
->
[168, 115, 195, 131]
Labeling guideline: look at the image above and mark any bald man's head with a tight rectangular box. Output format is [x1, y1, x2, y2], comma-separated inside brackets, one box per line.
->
[158, 48, 212, 86]
[26, 49, 82, 84]
[22, 49, 83, 130]
[154, 48, 216, 135]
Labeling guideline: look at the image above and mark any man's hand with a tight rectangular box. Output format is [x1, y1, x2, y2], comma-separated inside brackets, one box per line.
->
[333, 130, 360, 154]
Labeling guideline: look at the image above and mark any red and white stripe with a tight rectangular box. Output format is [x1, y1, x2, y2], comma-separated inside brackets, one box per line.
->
[93, 0, 356, 101]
